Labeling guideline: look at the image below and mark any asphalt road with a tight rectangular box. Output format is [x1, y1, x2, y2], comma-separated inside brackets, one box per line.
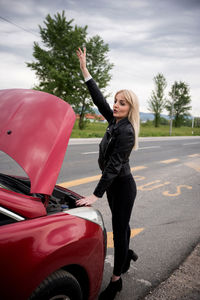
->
[1, 136, 200, 299]
[58, 136, 200, 299]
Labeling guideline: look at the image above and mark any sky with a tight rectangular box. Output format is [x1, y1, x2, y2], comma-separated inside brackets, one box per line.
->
[0, 0, 200, 116]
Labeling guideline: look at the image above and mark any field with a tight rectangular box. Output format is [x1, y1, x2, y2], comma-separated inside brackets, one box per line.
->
[71, 121, 200, 138]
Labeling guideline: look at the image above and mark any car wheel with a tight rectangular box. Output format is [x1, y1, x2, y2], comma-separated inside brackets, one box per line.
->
[29, 270, 83, 300]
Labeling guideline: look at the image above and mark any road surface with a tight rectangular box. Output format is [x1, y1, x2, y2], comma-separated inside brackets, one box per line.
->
[1, 136, 200, 299]
[59, 136, 200, 299]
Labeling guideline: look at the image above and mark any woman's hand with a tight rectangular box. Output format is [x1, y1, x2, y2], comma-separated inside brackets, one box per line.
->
[76, 194, 98, 206]
[76, 47, 90, 79]
[76, 47, 87, 70]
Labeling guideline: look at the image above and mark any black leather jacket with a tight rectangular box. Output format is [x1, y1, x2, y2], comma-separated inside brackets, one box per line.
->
[85, 79, 135, 198]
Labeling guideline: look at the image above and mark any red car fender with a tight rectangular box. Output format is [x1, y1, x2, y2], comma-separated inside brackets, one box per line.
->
[0, 212, 104, 300]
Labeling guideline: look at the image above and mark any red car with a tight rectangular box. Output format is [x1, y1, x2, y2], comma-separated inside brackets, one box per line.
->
[0, 89, 106, 300]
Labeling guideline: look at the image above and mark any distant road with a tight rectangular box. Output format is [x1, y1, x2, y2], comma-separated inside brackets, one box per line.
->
[58, 136, 200, 183]
[68, 135, 200, 145]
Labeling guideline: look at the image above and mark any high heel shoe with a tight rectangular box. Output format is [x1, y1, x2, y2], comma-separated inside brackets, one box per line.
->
[122, 249, 138, 274]
[98, 277, 122, 300]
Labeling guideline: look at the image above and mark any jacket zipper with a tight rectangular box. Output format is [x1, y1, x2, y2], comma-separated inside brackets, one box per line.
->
[104, 136, 112, 156]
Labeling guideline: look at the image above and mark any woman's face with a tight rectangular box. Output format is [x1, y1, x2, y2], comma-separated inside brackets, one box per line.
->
[113, 92, 130, 122]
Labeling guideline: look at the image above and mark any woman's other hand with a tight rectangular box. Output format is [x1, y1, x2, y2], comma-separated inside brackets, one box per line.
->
[76, 47, 87, 71]
[76, 47, 90, 79]
[76, 194, 98, 206]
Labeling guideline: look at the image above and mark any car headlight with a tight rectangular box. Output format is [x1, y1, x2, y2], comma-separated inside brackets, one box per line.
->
[64, 207, 105, 231]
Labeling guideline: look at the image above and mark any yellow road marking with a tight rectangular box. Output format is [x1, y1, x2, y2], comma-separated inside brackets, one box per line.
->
[184, 160, 200, 172]
[160, 158, 179, 164]
[188, 154, 200, 158]
[138, 180, 170, 191]
[134, 175, 146, 181]
[107, 228, 144, 248]
[59, 165, 147, 188]
[60, 175, 101, 188]
[163, 185, 192, 197]
[131, 166, 147, 172]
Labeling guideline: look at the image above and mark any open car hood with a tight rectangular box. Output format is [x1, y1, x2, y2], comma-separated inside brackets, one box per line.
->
[0, 89, 76, 195]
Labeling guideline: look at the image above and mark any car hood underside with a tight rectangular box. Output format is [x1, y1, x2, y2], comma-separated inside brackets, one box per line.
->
[0, 89, 76, 195]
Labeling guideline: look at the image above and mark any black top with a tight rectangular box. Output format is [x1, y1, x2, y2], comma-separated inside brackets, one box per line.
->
[85, 78, 135, 198]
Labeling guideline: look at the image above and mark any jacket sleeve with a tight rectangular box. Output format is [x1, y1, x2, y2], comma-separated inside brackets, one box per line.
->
[85, 78, 113, 122]
[93, 127, 135, 198]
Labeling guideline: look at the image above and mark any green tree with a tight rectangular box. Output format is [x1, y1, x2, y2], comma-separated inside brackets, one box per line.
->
[194, 117, 200, 128]
[147, 73, 167, 127]
[160, 116, 169, 125]
[166, 81, 191, 127]
[182, 117, 192, 127]
[26, 11, 113, 129]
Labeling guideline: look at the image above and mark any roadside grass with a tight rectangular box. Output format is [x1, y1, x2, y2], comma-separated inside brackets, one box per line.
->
[139, 125, 200, 137]
[71, 121, 107, 138]
[71, 121, 200, 138]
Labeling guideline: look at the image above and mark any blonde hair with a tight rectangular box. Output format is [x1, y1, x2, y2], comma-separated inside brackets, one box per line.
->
[115, 90, 140, 150]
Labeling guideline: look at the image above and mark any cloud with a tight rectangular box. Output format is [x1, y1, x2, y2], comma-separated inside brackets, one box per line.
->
[0, 51, 36, 88]
[0, 0, 200, 116]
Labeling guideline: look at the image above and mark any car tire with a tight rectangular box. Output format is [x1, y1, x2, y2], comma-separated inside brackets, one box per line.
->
[29, 269, 83, 300]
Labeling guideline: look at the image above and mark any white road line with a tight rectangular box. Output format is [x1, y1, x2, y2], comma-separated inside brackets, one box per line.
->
[69, 136, 200, 145]
[139, 146, 161, 150]
[183, 142, 200, 146]
[82, 146, 160, 154]
[82, 151, 99, 155]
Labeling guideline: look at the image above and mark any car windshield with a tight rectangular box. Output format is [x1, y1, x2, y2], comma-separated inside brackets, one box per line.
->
[0, 173, 31, 195]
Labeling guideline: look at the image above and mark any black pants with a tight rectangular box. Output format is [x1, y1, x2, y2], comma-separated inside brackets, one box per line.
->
[106, 174, 137, 276]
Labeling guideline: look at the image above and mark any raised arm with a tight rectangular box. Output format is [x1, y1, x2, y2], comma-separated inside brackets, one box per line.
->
[76, 47, 113, 122]
[76, 47, 91, 80]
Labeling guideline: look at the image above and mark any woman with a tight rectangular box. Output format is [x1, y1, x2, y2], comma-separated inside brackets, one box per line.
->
[76, 47, 140, 300]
